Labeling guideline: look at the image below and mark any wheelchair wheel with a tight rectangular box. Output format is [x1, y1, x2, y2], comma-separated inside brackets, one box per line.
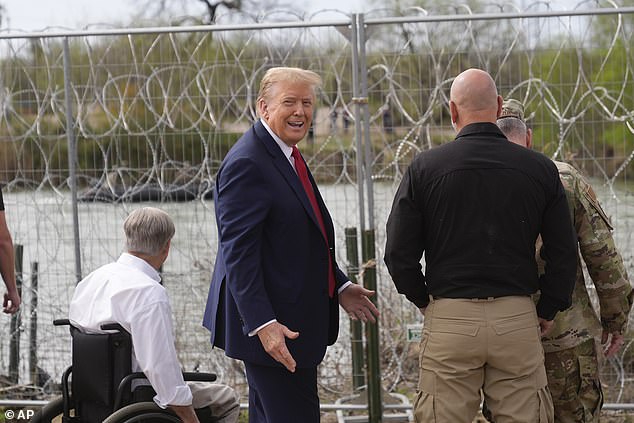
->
[103, 402, 181, 423]
[30, 396, 69, 422]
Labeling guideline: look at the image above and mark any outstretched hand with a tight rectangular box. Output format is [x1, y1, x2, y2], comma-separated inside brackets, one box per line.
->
[257, 322, 299, 372]
[339, 284, 380, 323]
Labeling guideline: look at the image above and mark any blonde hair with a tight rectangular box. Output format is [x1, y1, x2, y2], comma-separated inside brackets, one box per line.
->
[257, 67, 322, 104]
[124, 207, 175, 256]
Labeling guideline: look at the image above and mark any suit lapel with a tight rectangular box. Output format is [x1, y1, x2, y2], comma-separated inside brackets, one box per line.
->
[254, 121, 323, 231]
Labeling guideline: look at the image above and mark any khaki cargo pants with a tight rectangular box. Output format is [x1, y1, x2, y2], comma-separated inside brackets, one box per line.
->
[414, 296, 554, 423]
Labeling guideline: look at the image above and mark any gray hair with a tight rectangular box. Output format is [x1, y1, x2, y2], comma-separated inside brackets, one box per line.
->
[257, 67, 322, 104]
[497, 116, 527, 143]
[124, 207, 175, 256]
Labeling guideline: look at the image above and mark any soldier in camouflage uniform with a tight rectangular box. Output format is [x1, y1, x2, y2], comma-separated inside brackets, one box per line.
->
[494, 99, 633, 423]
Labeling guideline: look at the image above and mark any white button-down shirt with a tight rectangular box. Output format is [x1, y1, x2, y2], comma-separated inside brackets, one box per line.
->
[69, 253, 192, 408]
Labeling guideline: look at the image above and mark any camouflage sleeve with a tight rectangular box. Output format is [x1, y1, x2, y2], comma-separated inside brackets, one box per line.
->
[571, 168, 633, 334]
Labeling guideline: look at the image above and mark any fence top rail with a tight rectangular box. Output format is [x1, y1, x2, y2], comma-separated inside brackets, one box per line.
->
[1, 6, 634, 41]
[0, 17, 352, 40]
[363, 6, 634, 26]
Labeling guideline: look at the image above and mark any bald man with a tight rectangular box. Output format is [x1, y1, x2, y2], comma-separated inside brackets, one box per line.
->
[384, 69, 577, 423]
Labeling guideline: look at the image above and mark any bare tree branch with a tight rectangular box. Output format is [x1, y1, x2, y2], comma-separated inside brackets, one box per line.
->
[133, 0, 247, 24]
[197, 0, 242, 24]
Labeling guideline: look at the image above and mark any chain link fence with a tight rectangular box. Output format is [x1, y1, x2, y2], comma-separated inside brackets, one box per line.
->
[0, 1, 633, 418]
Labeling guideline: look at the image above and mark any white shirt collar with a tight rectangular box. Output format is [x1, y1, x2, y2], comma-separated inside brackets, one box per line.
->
[117, 252, 161, 283]
[260, 118, 293, 164]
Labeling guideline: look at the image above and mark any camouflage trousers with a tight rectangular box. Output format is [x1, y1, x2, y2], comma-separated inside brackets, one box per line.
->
[544, 339, 603, 423]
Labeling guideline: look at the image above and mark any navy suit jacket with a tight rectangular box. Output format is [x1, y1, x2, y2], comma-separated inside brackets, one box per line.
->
[203, 120, 348, 368]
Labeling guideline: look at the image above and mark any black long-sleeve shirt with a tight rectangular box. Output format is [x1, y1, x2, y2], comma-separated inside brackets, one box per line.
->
[384, 122, 577, 320]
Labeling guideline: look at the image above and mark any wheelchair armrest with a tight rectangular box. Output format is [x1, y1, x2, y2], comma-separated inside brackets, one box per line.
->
[114, 372, 217, 410]
[53, 318, 127, 334]
[101, 322, 127, 333]
[183, 372, 216, 382]
[54, 318, 70, 326]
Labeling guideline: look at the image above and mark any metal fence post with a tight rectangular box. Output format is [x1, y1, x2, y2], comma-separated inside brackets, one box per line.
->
[352, 12, 382, 421]
[357, 14, 375, 231]
[350, 14, 366, 233]
[9, 244, 23, 383]
[62, 37, 82, 283]
[345, 227, 365, 391]
[29, 262, 38, 386]
[361, 229, 382, 423]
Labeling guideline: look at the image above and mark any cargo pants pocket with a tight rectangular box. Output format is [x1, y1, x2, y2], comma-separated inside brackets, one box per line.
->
[413, 390, 436, 423]
[414, 368, 437, 422]
[577, 355, 603, 422]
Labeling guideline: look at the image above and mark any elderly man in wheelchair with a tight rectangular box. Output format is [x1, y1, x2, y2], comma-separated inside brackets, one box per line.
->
[33, 207, 239, 423]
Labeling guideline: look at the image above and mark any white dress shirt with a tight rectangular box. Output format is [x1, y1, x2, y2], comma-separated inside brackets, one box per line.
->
[69, 253, 192, 408]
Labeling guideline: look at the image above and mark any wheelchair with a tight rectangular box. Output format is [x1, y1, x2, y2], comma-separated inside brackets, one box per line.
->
[32, 319, 216, 423]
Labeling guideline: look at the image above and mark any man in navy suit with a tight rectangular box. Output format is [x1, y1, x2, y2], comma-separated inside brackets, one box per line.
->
[203, 67, 379, 423]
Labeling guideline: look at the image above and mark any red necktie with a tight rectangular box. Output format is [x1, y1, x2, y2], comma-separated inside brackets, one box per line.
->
[291, 145, 335, 297]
